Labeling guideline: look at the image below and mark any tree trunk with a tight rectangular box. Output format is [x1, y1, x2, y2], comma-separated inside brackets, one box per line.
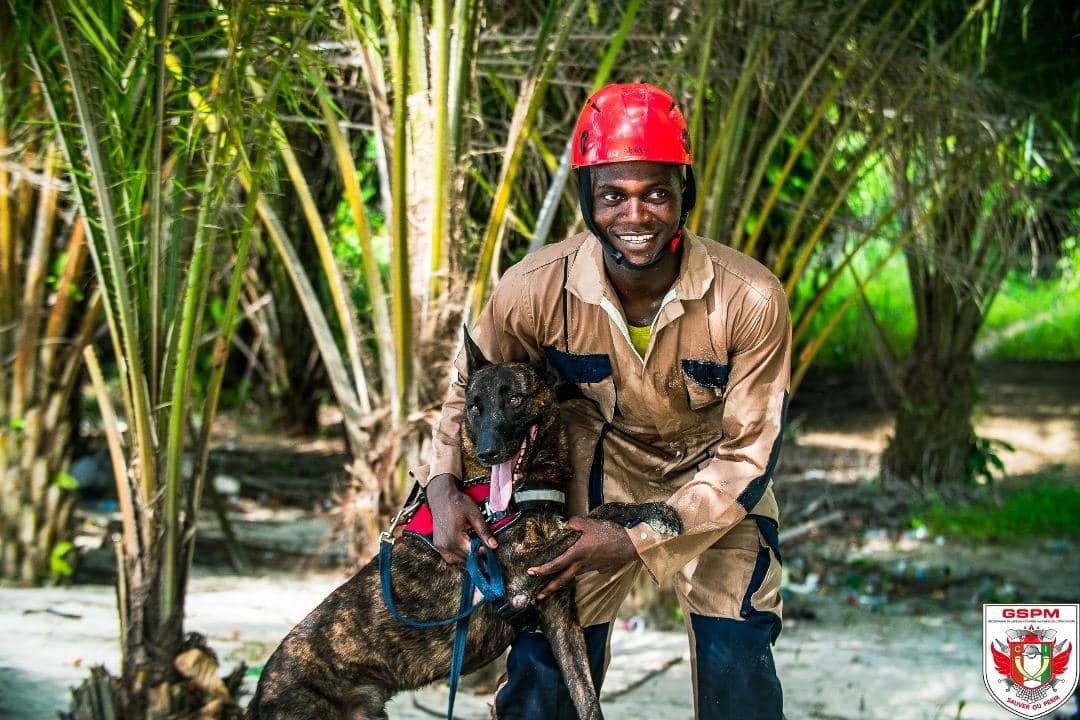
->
[882, 345, 977, 486]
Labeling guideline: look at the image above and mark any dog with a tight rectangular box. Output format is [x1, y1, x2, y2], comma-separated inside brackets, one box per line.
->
[247, 330, 682, 720]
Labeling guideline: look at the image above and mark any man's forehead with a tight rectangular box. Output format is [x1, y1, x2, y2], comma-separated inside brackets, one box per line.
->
[592, 160, 681, 186]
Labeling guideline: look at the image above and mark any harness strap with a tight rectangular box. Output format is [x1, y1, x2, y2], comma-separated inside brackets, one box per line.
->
[380, 537, 511, 720]
[378, 539, 486, 628]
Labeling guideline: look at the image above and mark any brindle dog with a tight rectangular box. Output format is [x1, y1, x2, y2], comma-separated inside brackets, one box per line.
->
[247, 331, 682, 720]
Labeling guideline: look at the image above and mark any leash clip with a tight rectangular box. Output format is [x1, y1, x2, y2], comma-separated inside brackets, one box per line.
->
[495, 599, 540, 629]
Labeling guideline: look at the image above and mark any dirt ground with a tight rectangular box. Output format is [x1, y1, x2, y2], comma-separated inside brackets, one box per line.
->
[1, 360, 1077, 719]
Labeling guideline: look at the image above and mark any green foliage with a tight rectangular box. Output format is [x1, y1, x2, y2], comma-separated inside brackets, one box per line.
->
[48, 541, 74, 577]
[791, 239, 914, 370]
[966, 435, 1013, 486]
[982, 269, 1080, 360]
[794, 241, 1080, 370]
[911, 479, 1080, 540]
[53, 471, 79, 491]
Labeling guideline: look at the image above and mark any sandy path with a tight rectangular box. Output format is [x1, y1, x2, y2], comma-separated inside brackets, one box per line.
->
[1, 572, 1012, 720]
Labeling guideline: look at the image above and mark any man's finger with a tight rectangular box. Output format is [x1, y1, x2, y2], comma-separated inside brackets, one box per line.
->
[467, 512, 498, 549]
[436, 533, 471, 565]
[536, 568, 575, 600]
[564, 516, 587, 531]
[528, 552, 571, 577]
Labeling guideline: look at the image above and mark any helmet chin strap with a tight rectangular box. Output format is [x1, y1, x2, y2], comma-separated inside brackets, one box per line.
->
[577, 166, 697, 271]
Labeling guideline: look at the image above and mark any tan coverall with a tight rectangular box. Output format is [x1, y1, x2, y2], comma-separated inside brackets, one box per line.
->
[421, 231, 790, 719]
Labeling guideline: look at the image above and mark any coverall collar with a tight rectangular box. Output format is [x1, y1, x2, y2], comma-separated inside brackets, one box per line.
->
[566, 231, 715, 308]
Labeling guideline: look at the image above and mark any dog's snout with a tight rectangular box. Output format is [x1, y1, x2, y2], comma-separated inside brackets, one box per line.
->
[475, 447, 501, 464]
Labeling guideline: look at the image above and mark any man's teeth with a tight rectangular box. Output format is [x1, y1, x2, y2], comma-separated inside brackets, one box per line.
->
[619, 233, 655, 244]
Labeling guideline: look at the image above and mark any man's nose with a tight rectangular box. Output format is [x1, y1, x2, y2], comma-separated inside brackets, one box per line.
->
[625, 197, 649, 224]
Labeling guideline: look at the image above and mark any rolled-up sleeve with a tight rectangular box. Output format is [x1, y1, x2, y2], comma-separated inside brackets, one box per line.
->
[630, 280, 791, 584]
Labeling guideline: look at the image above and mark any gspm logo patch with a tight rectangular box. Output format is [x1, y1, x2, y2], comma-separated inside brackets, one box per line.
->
[984, 604, 1078, 718]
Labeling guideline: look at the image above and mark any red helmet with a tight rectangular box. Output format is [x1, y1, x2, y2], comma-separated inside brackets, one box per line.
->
[571, 83, 692, 168]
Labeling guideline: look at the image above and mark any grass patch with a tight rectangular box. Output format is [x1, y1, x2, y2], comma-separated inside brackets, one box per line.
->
[910, 481, 1080, 540]
[980, 269, 1080, 359]
[793, 241, 1080, 372]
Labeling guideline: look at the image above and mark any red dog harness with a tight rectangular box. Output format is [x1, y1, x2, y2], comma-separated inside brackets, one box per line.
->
[387, 477, 567, 551]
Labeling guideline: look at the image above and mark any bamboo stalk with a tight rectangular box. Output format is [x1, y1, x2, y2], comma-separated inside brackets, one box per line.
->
[13, 142, 61, 417]
[147, 0, 170, 410]
[467, 0, 586, 320]
[389, 0, 414, 423]
[730, 1, 869, 254]
[83, 344, 140, 576]
[248, 183, 368, 457]
[44, 289, 102, 435]
[184, 197, 266, 578]
[39, 221, 88, 377]
[528, 0, 640, 253]
[318, 93, 398, 417]
[0, 127, 14, 396]
[427, 0, 450, 304]
[45, 0, 157, 508]
[160, 136, 222, 626]
[255, 87, 373, 415]
[446, 0, 477, 168]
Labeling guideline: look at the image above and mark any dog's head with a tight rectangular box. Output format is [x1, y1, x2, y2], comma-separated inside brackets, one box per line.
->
[460, 328, 562, 510]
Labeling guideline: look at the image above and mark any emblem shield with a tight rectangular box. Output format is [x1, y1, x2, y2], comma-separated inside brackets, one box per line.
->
[984, 604, 1079, 719]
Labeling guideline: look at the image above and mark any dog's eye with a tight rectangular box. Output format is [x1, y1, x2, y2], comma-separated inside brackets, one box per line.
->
[508, 395, 523, 407]
[468, 403, 481, 415]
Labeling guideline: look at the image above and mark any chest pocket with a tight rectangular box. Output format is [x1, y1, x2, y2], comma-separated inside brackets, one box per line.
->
[681, 358, 728, 411]
[543, 345, 616, 421]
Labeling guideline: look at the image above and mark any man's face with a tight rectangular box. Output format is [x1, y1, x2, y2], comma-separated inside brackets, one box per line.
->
[590, 160, 683, 267]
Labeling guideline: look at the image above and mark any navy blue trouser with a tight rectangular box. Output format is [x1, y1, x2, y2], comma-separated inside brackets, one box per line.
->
[493, 615, 782, 719]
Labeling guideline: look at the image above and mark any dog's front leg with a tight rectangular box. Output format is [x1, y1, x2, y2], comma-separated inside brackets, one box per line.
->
[536, 591, 603, 720]
[589, 501, 682, 536]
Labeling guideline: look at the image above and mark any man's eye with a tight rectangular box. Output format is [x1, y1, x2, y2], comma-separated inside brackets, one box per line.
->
[649, 189, 671, 201]
[599, 192, 621, 203]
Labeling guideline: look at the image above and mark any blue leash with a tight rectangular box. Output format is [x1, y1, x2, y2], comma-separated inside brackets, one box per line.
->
[379, 536, 506, 719]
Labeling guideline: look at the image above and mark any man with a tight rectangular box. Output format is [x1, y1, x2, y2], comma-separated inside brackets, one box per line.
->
[422, 83, 788, 719]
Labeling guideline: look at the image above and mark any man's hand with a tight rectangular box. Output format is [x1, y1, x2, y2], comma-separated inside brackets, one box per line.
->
[426, 473, 498, 565]
[527, 517, 637, 600]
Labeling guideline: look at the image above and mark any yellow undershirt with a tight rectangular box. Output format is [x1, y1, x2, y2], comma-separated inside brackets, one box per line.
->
[627, 322, 651, 358]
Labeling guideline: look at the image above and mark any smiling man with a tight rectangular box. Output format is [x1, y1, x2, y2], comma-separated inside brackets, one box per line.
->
[424, 83, 790, 719]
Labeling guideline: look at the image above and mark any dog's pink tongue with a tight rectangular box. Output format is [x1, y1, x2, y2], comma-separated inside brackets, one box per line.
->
[489, 457, 515, 512]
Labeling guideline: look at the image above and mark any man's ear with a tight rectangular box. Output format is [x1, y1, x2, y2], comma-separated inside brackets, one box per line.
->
[463, 325, 490, 375]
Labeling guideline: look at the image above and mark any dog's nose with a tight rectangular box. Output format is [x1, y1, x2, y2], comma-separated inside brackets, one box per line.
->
[475, 448, 501, 465]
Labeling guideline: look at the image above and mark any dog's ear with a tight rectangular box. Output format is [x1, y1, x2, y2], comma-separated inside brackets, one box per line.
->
[462, 325, 491, 375]
[528, 356, 561, 391]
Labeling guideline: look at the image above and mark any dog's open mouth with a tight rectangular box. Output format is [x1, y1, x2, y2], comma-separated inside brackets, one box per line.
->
[489, 424, 537, 512]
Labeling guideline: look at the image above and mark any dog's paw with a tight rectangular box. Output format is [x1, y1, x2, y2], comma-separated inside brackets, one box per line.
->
[589, 501, 682, 536]
[638, 502, 682, 536]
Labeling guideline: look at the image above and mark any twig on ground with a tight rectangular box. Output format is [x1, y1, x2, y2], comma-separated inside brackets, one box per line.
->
[779, 511, 845, 544]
